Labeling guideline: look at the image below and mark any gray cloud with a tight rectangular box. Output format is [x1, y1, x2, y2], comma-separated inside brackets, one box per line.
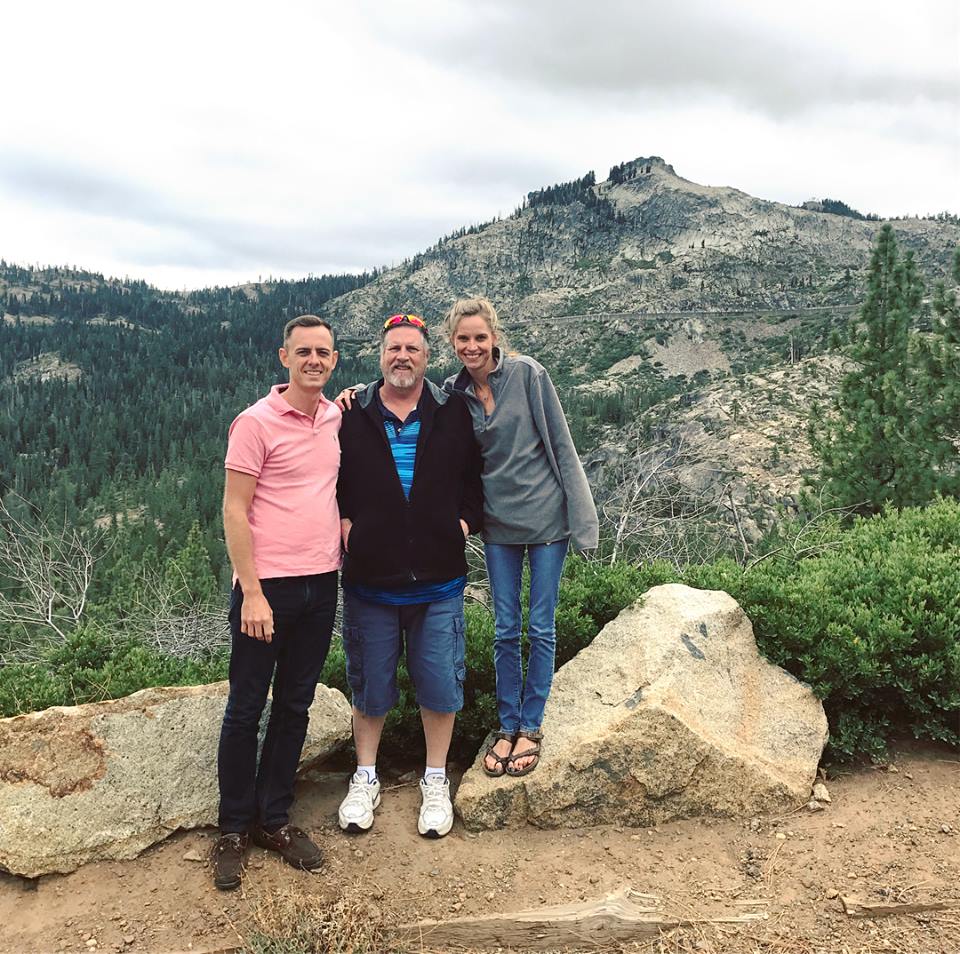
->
[0, 153, 456, 274]
[3, 1, 956, 290]
[0, 157, 158, 222]
[421, 152, 569, 196]
[375, 0, 957, 117]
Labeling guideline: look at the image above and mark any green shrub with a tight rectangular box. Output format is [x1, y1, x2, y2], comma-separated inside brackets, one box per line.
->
[554, 556, 663, 665]
[0, 625, 228, 717]
[684, 500, 960, 760]
[6, 504, 956, 767]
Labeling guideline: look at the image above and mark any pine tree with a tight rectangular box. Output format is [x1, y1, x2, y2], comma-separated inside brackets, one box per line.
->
[809, 225, 958, 511]
[164, 521, 219, 607]
[91, 542, 145, 623]
[917, 247, 960, 457]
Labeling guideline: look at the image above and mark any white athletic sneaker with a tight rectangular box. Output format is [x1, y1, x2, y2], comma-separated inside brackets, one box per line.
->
[418, 775, 454, 838]
[338, 771, 382, 833]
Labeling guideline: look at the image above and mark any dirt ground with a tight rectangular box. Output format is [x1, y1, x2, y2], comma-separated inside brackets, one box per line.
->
[1, 743, 957, 954]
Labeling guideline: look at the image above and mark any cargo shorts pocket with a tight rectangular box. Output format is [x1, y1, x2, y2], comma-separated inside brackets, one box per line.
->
[453, 614, 466, 686]
[343, 626, 364, 697]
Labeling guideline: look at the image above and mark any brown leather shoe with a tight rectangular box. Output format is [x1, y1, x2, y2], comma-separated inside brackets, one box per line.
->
[210, 832, 248, 890]
[251, 824, 323, 870]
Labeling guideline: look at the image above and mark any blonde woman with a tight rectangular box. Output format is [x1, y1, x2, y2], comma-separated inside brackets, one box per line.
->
[442, 298, 598, 777]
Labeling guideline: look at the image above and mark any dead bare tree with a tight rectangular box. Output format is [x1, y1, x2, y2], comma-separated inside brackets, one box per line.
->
[0, 495, 227, 665]
[123, 564, 228, 658]
[593, 433, 735, 568]
[0, 496, 107, 663]
[744, 489, 860, 571]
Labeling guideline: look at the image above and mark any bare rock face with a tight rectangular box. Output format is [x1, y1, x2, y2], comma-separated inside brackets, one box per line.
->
[0, 682, 351, 877]
[323, 156, 960, 334]
[455, 584, 828, 830]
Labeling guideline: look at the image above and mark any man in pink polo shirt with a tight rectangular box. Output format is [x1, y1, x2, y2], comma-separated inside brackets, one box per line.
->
[210, 314, 341, 891]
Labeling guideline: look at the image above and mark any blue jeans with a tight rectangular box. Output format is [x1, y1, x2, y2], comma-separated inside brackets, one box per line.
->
[484, 539, 569, 734]
[217, 573, 337, 833]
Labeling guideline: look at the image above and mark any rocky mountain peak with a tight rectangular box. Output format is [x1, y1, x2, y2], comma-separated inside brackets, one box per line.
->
[320, 157, 958, 335]
[602, 156, 677, 188]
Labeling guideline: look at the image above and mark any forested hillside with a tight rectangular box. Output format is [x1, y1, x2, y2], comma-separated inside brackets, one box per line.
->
[0, 264, 381, 588]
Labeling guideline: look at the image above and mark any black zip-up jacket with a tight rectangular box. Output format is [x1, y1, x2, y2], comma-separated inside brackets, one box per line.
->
[337, 379, 483, 588]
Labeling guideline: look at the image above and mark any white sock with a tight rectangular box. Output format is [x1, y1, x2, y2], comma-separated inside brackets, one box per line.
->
[424, 765, 446, 783]
[356, 764, 377, 784]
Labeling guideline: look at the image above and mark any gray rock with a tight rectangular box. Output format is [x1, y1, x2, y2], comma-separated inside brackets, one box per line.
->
[812, 781, 832, 803]
[0, 682, 351, 877]
[323, 156, 958, 332]
[456, 584, 828, 830]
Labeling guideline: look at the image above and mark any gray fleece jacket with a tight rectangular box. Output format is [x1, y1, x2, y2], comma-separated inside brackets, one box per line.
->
[444, 350, 599, 551]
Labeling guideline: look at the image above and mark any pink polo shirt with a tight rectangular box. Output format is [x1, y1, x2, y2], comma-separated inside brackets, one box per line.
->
[225, 384, 342, 580]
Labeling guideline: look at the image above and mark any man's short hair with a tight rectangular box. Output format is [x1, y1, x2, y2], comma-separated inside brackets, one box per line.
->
[283, 314, 335, 347]
[380, 330, 431, 357]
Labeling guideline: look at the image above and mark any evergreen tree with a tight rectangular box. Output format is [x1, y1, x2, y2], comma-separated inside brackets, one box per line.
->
[90, 542, 148, 623]
[163, 521, 220, 607]
[917, 247, 960, 453]
[809, 226, 958, 511]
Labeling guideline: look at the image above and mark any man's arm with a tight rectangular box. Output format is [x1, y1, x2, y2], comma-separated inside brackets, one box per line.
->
[336, 414, 355, 548]
[334, 383, 366, 410]
[458, 406, 484, 536]
[223, 469, 274, 643]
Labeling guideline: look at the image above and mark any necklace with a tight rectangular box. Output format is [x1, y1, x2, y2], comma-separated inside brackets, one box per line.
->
[474, 382, 493, 404]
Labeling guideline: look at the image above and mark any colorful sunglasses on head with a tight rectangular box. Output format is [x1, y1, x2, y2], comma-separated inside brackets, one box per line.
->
[382, 313, 428, 335]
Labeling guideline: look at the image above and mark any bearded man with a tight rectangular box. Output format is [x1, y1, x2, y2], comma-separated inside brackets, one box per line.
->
[335, 314, 482, 838]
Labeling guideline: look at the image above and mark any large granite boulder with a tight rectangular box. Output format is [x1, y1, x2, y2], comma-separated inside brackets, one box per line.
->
[456, 584, 828, 830]
[0, 682, 351, 877]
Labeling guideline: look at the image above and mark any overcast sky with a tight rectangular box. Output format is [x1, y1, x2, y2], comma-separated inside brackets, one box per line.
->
[1, 0, 957, 291]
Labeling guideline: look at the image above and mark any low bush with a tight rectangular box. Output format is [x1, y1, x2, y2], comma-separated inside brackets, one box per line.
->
[0, 625, 228, 717]
[4, 504, 955, 767]
[683, 499, 960, 760]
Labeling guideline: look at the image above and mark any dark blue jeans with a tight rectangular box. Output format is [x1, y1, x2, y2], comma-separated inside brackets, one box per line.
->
[217, 572, 337, 833]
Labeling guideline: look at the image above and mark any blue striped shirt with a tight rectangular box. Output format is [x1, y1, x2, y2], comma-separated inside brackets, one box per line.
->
[380, 399, 420, 499]
[345, 389, 466, 606]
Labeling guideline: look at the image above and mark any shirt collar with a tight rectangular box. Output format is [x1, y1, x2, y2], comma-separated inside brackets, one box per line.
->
[375, 386, 423, 425]
[266, 383, 333, 420]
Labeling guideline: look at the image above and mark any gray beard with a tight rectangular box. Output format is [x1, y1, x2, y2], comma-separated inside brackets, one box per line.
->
[385, 368, 419, 390]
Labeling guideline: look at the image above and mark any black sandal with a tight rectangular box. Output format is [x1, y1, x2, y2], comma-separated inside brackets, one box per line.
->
[506, 730, 543, 777]
[482, 731, 516, 778]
